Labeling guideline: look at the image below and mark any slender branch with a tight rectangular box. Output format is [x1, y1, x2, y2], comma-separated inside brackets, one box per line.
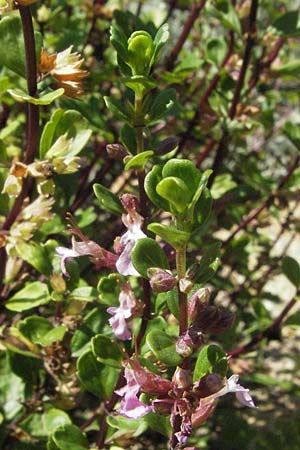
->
[227, 292, 299, 358]
[223, 154, 300, 246]
[208, 0, 258, 183]
[0, 5, 39, 294]
[165, 0, 207, 71]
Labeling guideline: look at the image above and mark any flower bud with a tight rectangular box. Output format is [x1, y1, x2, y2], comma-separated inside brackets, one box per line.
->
[37, 4, 50, 22]
[193, 373, 224, 398]
[120, 193, 139, 213]
[155, 136, 178, 155]
[172, 367, 192, 389]
[176, 331, 194, 357]
[106, 143, 128, 160]
[2, 174, 23, 197]
[179, 277, 193, 294]
[127, 30, 154, 75]
[188, 288, 210, 321]
[148, 267, 177, 293]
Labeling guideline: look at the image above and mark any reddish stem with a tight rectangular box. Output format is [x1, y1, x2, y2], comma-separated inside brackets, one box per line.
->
[165, 0, 207, 71]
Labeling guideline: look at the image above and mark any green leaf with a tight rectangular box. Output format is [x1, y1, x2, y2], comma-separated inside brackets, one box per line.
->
[151, 23, 170, 66]
[283, 121, 300, 148]
[191, 242, 221, 284]
[156, 177, 191, 213]
[282, 256, 300, 288]
[147, 223, 190, 249]
[92, 334, 123, 369]
[131, 238, 169, 278]
[162, 159, 202, 196]
[211, 0, 241, 34]
[93, 183, 124, 215]
[124, 150, 153, 170]
[8, 351, 42, 384]
[146, 330, 182, 366]
[193, 344, 228, 382]
[40, 109, 92, 159]
[124, 75, 158, 97]
[77, 350, 119, 399]
[206, 37, 228, 66]
[273, 60, 300, 77]
[16, 241, 52, 276]
[211, 174, 237, 199]
[6, 282, 51, 312]
[39, 326, 67, 346]
[68, 286, 98, 302]
[144, 164, 169, 211]
[194, 188, 212, 229]
[0, 16, 43, 78]
[43, 409, 71, 435]
[144, 412, 171, 436]
[8, 88, 64, 105]
[120, 123, 137, 153]
[273, 10, 300, 36]
[104, 96, 132, 122]
[148, 88, 176, 121]
[107, 414, 146, 435]
[97, 273, 122, 306]
[18, 316, 52, 345]
[52, 424, 89, 450]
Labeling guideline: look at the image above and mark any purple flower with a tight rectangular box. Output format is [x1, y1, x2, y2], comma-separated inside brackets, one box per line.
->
[56, 224, 117, 276]
[202, 374, 256, 408]
[115, 367, 153, 419]
[116, 212, 146, 276]
[107, 288, 137, 340]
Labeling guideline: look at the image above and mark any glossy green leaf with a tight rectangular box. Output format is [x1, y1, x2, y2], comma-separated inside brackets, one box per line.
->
[40, 109, 92, 158]
[206, 37, 228, 66]
[68, 286, 98, 302]
[193, 344, 228, 382]
[8, 88, 64, 105]
[124, 75, 157, 97]
[40, 326, 67, 346]
[124, 150, 153, 170]
[104, 96, 132, 121]
[151, 23, 170, 66]
[97, 273, 123, 306]
[273, 11, 300, 36]
[211, 173, 237, 199]
[52, 424, 89, 450]
[162, 159, 201, 196]
[147, 223, 190, 249]
[44, 409, 71, 434]
[283, 121, 300, 148]
[77, 350, 119, 399]
[156, 177, 191, 213]
[120, 123, 137, 153]
[131, 238, 169, 278]
[93, 183, 123, 215]
[146, 330, 182, 366]
[0, 16, 43, 78]
[18, 316, 52, 345]
[190, 242, 221, 284]
[16, 241, 52, 276]
[144, 165, 169, 211]
[6, 282, 51, 312]
[148, 88, 176, 121]
[92, 334, 123, 368]
[282, 256, 300, 288]
[194, 187, 212, 228]
[210, 0, 241, 34]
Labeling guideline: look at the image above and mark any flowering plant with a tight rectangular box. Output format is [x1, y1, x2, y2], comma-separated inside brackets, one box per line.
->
[0, 1, 300, 450]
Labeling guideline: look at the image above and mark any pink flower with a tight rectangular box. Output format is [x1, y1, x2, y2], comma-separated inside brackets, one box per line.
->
[115, 211, 146, 276]
[115, 366, 153, 419]
[201, 374, 256, 408]
[56, 218, 117, 276]
[107, 288, 138, 340]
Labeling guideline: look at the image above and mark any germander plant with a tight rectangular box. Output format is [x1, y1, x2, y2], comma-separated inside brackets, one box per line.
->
[1, 1, 300, 450]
